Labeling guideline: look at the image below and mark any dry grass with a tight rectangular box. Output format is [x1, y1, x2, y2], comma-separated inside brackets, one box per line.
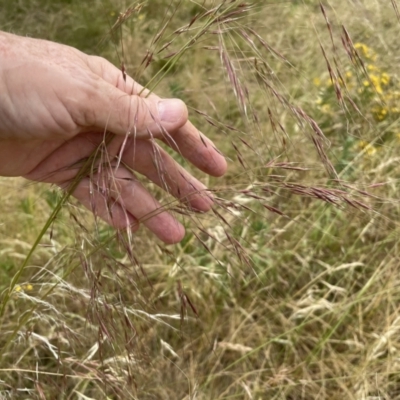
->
[2, 0, 400, 399]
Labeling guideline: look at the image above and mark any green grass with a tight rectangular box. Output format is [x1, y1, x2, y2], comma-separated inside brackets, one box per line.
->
[2, 0, 400, 399]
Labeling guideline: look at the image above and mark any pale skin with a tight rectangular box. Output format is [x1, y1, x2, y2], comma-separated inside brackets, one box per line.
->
[0, 31, 227, 244]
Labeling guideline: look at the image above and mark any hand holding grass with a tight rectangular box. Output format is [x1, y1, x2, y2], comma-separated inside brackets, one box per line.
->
[0, 32, 227, 243]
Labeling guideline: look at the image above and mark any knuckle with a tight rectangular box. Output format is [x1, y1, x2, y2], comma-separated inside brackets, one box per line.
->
[118, 95, 148, 132]
[71, 80, 99, 128]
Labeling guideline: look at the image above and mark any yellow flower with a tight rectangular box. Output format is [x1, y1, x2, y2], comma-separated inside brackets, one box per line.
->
[366, 146, 377, 156]
[367, 64, 379, 72]
[357, 140, 369, 149]
[354, 42, 368, 52]
[369, 74, 383, 94]
[381, 73, 390, 86]
[321, 104, 332, 114]
[372, 106, 388, 121]
[313, 77, 322, 87]
[369, 74, 378, 84]
[366, 144, 378, 156]
[356, 140, 377, 156]
[13, 284, 33, 293]
[354, 42, 377, 61]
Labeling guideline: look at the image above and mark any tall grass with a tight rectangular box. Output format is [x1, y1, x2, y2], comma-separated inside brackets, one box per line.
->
[1, 0, 400, 398]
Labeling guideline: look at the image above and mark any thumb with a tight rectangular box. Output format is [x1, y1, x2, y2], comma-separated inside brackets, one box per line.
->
[81, 80, 188, 138]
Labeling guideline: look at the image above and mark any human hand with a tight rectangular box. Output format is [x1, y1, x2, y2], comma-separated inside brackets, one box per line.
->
[0, 32, 227, 243]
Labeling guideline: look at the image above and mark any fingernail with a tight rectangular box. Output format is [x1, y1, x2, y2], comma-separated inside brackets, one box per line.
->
[158, 99, 184, 123]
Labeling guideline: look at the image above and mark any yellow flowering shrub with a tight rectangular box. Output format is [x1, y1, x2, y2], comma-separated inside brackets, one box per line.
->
[313, 42, 400, 164]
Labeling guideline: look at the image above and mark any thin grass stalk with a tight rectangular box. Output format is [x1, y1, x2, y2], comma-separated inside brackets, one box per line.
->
[1, 1, 256, 322]
[140, 1, 251, 95]
[0, 133, 115, 321]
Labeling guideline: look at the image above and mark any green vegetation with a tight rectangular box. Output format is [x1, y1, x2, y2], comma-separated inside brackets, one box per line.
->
[1, 0, 400, 398]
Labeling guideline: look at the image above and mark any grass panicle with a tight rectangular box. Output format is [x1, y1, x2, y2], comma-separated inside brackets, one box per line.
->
[2, 0, 400, 399]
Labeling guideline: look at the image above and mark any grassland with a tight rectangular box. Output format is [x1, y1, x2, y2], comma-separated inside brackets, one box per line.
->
[1, 0, 400, 399]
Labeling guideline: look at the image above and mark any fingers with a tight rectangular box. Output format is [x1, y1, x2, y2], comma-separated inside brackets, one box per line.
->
[25, 130, 216, 214]
[121, 138, 214, 212]
[160, 120, 227, 177]
[78, 75, 187, 139]
[67, 166, 185, 244]
[86, 56, 227, 178]
[65, 177, 139, 231]
[109, 167, 186, 244]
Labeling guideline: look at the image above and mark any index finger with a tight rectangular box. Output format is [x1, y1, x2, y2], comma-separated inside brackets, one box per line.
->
[160, 120, 227, 177]
[86, 56, 227, 177]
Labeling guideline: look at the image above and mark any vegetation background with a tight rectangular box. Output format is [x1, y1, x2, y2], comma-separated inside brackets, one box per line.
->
[1, 0, 400, 399]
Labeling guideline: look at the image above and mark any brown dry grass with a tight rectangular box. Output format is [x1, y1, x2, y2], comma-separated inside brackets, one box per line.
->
[2, 0, 400, 399]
